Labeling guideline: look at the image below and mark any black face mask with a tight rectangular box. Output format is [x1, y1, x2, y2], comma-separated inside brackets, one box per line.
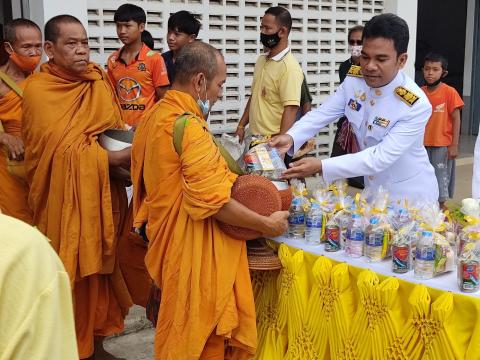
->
[425, 72, 447, 88]
[260, 32, 280, 49]
[425, 78, 442, 88]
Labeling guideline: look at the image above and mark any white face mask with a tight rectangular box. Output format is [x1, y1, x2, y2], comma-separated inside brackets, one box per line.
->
[348, 45, 362, 58]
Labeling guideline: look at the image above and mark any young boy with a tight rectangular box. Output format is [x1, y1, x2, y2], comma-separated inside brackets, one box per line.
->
[161, 10, 201, 84]
[422, 52, 464, 208]
[108, 4, 169, 127]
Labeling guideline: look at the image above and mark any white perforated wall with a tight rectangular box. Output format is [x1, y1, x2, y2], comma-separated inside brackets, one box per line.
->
[87, 0, 384, 158]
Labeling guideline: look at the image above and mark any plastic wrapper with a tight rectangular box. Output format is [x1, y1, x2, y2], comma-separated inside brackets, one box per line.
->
[219, 133, 244, 161]
[288, 180, 309, 239]
[324, 186, 353, 252]
[418, 203, 455, 276]
[458, 242, 480, 293]
[244, 142, 286, 181]
[364, 187, 394, 262]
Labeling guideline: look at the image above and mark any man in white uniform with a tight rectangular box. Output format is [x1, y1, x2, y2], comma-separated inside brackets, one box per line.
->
[271, 13, 438, 202]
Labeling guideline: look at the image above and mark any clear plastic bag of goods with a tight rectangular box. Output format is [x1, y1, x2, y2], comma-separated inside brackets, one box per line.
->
[391, 220, 417, 273]
[305, 189, 333, 245]
[458, 242, 480, 293]
[415, 203, 455, 278]
[219, 133, 244, 161]
[244, 143, 287, 181]
[364, 187, 394, 262]
[288, 180, 309, 240]
[325, 185, 353, 252]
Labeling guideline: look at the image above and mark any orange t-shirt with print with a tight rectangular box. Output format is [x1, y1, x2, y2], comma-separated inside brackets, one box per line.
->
[107, 43, 169, 126]
[422, 82, 464, 146]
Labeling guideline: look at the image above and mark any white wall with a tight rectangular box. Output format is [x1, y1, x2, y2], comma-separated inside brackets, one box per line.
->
[27, 0, 88, 36]
[383, 0, 417, 79]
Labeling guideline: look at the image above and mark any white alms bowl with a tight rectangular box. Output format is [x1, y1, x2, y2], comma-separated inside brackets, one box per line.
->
[98, 129, 134, 151]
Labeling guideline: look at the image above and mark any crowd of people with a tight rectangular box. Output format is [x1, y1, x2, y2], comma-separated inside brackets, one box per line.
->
[0, 3, 469, 360]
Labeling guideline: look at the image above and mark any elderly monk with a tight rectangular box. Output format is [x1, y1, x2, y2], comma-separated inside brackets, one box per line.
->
[22, 15, 133, 359]
[132, 41, 289, 359]
[0, 19, 41, 224]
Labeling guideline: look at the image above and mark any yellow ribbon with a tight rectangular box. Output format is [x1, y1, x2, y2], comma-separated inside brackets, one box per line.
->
[420, 222, 446, 233]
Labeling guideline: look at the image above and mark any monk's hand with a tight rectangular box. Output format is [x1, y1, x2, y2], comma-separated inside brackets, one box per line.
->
[108, 147, 131, 169]
[269, 134, 294, 155]
[282, 157, 322, 179]
[0, 133, 24, 160]
[261, 210, 289, 238]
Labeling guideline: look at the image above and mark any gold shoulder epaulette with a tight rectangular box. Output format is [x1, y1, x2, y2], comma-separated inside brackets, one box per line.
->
[347, 65, 363, 78]
[394, 86, 420, 106]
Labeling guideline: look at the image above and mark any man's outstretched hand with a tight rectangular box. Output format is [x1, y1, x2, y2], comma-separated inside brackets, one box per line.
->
[282, 157, 322, 179]
[269, 134, 294, 155]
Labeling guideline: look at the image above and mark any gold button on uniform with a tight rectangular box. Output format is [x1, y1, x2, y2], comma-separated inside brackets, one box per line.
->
[368, 125, 372, 131]
[375, 89, 382, 96]
[368, 175, 374, 181]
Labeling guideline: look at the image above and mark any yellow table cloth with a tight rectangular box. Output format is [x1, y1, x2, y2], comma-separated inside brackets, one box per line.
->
[251, 238, 480, 360]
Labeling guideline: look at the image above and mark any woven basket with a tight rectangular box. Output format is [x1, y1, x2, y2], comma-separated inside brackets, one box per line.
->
[247, 238, 283, 270]
[219, 175, 282, 240]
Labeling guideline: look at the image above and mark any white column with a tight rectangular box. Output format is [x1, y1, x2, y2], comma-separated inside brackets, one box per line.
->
[27, 0, 88, 36]
[463, 0, 476, 99]
[383, 0, 418, 79]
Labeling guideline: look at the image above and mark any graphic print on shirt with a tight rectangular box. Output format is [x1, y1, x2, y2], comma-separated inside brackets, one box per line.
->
[434, 103, 445, 113]
[118, 77, 142, 102]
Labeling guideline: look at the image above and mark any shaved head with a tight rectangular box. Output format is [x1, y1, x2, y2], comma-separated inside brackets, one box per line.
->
[174, 41, 222, 85]
[45, 15, 83, 43]
[4, 18, 41, 44]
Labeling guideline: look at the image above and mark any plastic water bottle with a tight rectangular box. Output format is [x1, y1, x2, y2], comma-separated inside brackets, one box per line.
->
[305, 202, 323, 244]
[414, 231, 435, 279]
[365, 217, 384, 262]
[346, 213, 364, 258]
[288, 197, 305, 239]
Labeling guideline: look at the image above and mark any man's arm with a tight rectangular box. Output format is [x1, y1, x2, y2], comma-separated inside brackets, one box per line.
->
[321, 102, 432, 182]
[448, 108, 461, 159]
[279, 105, 300, 134]
[213, 198, 289, 238]
[287, 81, 347, 154]
[235, 97, 251, 142]
[155, 86, 168, 101]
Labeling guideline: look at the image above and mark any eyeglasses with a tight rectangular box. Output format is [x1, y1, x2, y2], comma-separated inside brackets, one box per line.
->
[348, 40, 362, 46]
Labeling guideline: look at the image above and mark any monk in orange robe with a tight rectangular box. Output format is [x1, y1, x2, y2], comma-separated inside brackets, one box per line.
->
[22, 15, 133, 359]
[0, 19, 42, 224]
[131, 41, 289, 359]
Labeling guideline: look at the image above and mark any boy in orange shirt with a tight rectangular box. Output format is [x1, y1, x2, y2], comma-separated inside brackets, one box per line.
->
[108, 4, 170, 127]
[422, 53, 464, 208]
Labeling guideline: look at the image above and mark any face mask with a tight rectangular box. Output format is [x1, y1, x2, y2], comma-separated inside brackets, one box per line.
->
[348, 45, 362, 58]
[197, 76, 210, 116]
[424, 72, 446, 88]
[6, 43, 41, 72]
[260, 32, 280, 49]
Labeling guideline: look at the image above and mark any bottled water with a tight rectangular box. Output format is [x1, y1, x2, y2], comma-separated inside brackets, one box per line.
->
[346, 213, 364, 258]
[305, 202, 323, 244]
[288, 197, 305, 239]
[415, 231, 435, 279]
[365, 217, 384, 262]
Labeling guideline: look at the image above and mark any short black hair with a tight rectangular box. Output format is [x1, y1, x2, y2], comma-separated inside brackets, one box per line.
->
[423, 52, 448, 70]
[114, 4, 146, 25]
[45, 15, 83, 43]
[362, 13, 409, 55]
[174, 42, 222, 85]
[348, 25, 364, 41]
[4, 18, 41, 43]
[264, 6, 292, 33]
[168, 11, 201, 37]
[141, 30, 154, 50]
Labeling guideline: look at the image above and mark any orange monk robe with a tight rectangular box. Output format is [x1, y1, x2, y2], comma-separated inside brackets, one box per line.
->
[132, 90, 257, 359]
[0, 81, 33, 224]
[22, 62, 133, 359]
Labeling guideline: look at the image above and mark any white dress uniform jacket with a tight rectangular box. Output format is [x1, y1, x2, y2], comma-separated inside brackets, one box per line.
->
[287, 68, 439, 202]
